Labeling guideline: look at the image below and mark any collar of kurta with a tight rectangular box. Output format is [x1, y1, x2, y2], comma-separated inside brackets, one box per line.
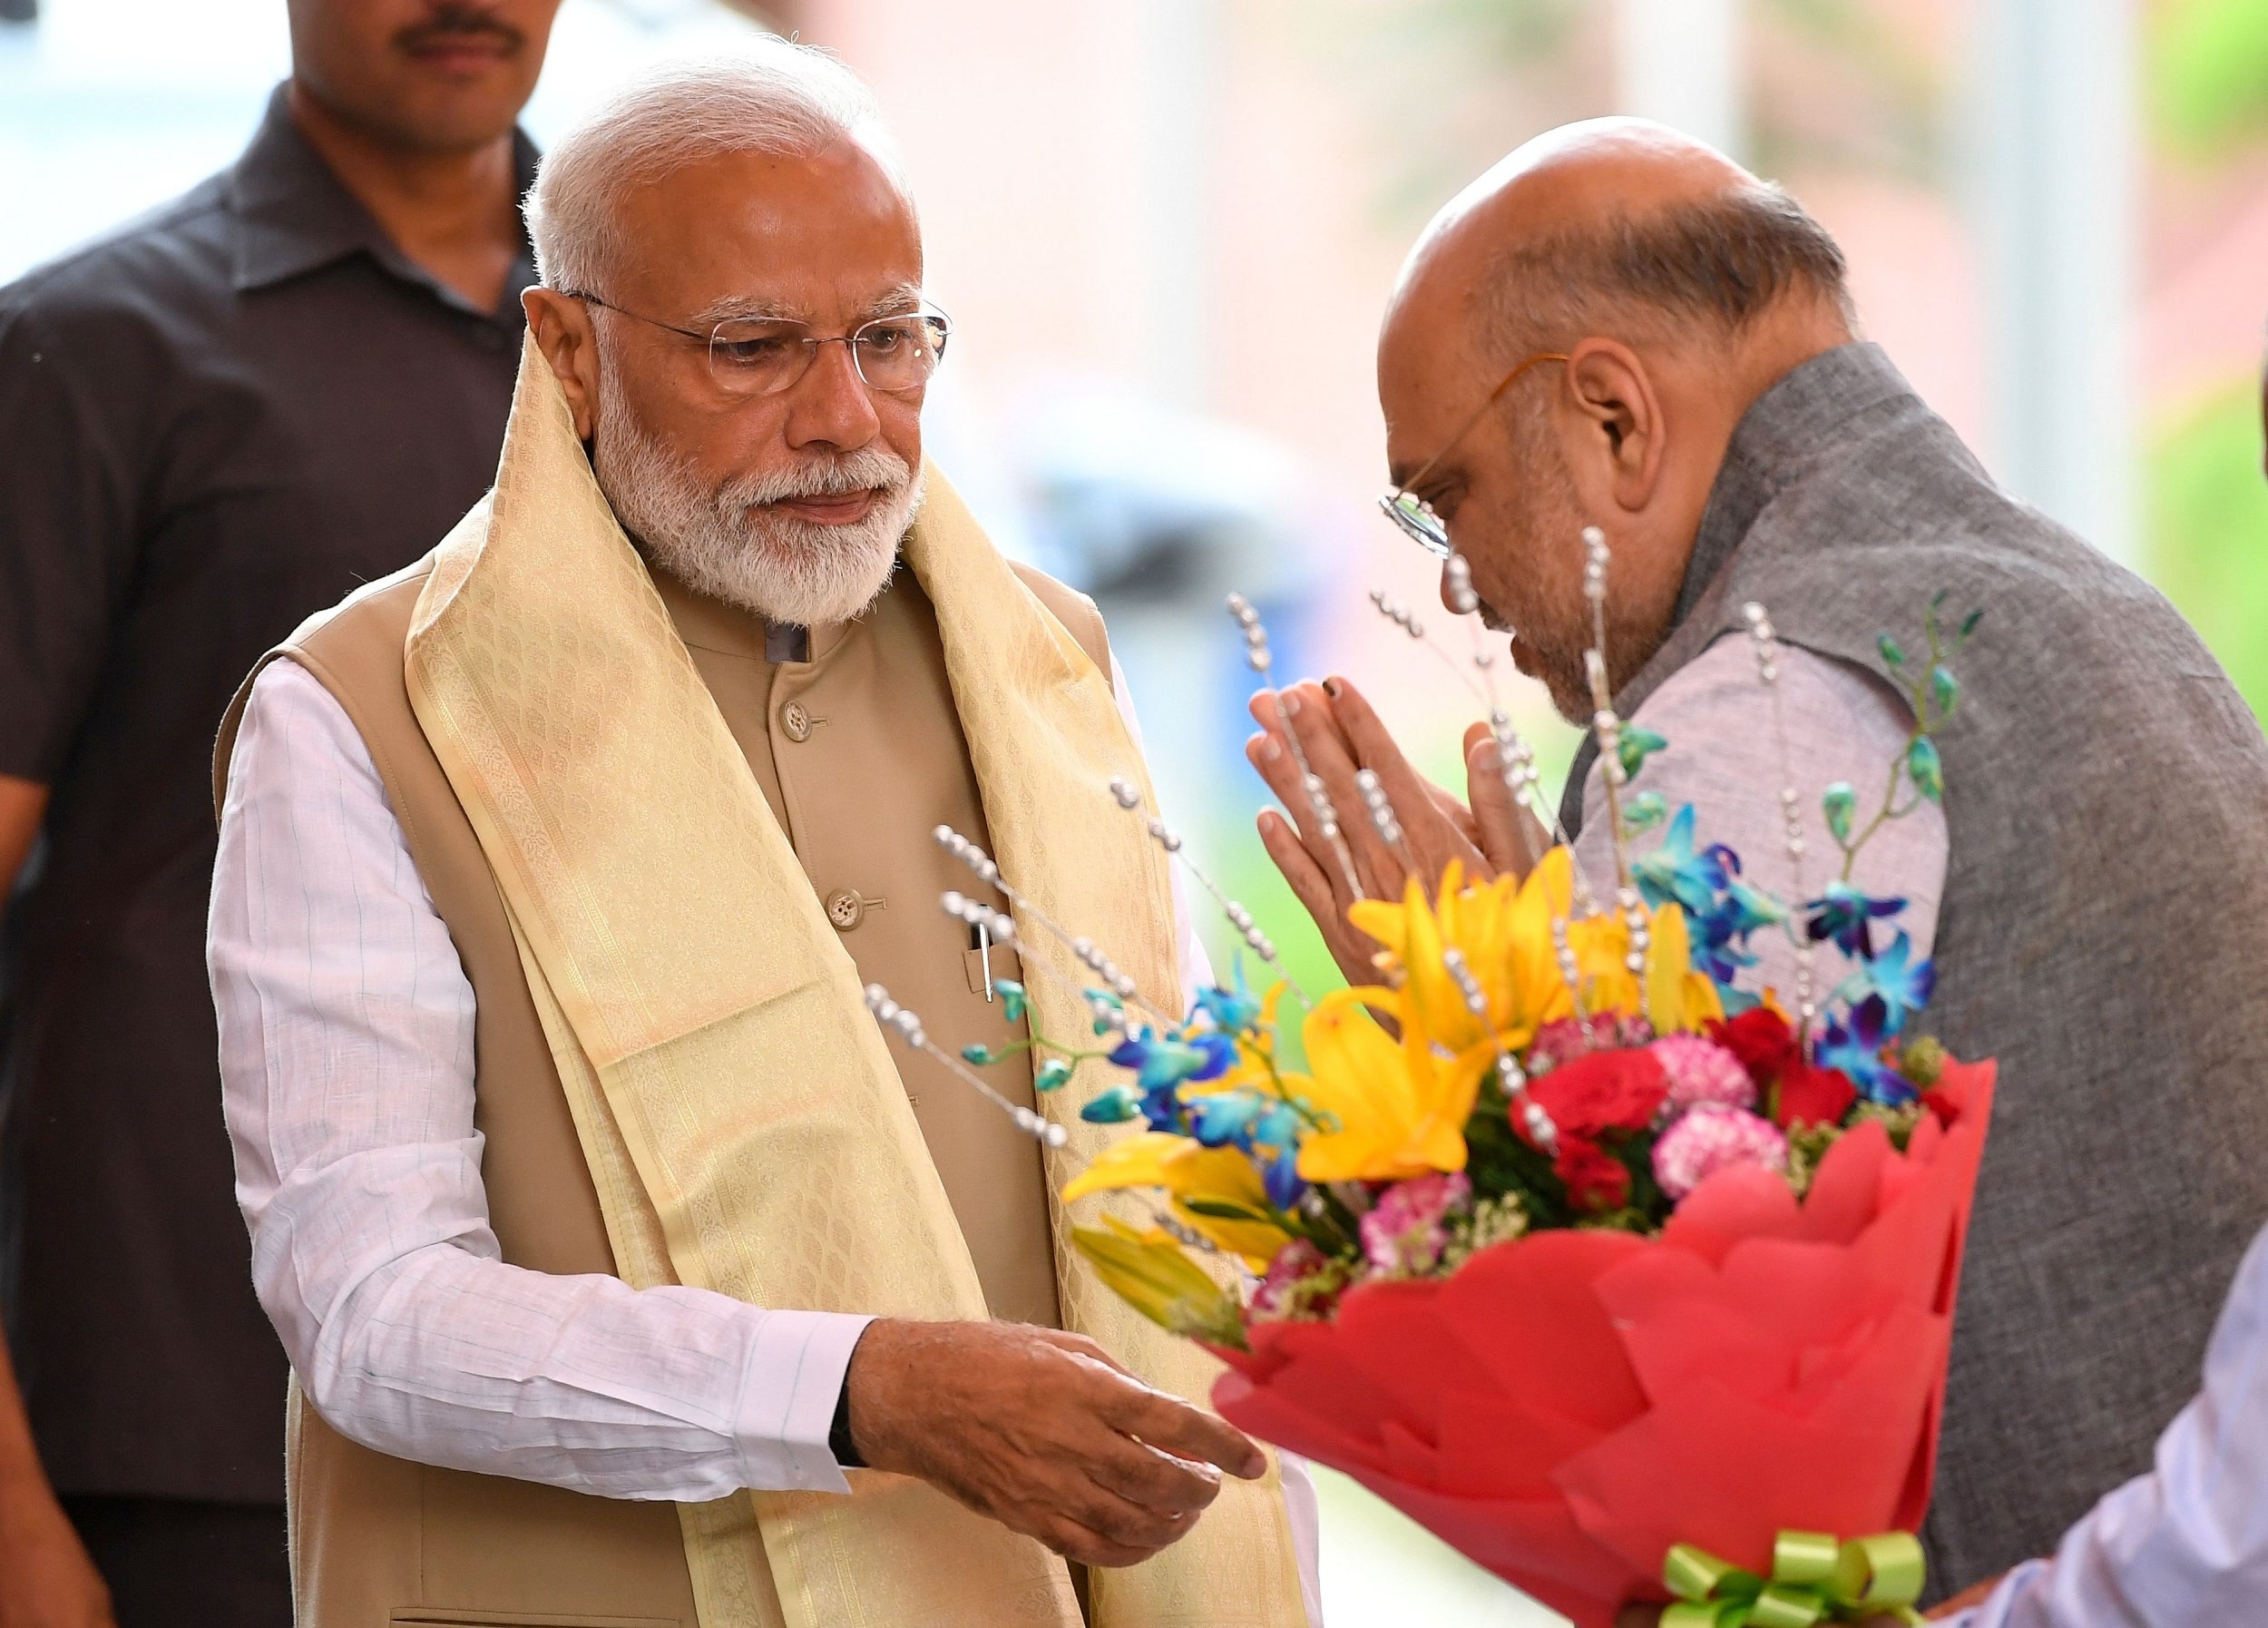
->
[400, 333, 1307, 1628]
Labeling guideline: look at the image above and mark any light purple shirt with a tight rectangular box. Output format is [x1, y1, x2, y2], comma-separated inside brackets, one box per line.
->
[1576, 635, 1950, 990]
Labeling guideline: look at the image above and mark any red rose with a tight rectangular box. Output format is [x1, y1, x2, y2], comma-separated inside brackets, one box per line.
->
[1553, 1138, 1632, 1213]
[1521, 1047, 1668, 1144]
[1706, 1007, 1801, 1087]
[1774, 1062, 1857, 1131]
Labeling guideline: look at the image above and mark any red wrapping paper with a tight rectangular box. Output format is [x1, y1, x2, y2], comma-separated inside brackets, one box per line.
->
[1213, 1060, 1995, 1628]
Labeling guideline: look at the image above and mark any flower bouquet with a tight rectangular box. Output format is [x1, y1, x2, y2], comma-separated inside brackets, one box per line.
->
[870, 535, 1990, 1628]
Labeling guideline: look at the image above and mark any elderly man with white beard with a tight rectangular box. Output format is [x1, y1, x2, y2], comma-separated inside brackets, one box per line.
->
[204, 44, 1318, 1628]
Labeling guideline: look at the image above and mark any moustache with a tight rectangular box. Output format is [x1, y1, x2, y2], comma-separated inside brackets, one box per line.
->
[721, 450, 914, 512]
[396, 5, 525, 55]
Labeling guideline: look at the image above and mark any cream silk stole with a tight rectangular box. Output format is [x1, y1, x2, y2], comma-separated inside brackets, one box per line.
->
[403, 336, 1306, 1628]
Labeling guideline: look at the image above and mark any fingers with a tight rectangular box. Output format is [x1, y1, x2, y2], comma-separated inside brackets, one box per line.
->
[1244, 706, 1335, 873]
[1464, 729, 1549, 878]
[1085, 1431, 1226, 1515]
[1257, 807, 1388, 988]
[1325, 675, 1492, 888]
[1100, 1382, 1266, 1481]
[1274, 683, 1403, 900]
[1256, 807, 1335, 928]
[1028, 1326, 1133, 1377]
[1040, 1511, 1178, 1570]
[1047, 1467, 1199, 1555]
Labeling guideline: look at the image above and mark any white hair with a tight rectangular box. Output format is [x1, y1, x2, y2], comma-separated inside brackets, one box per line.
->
[526, 41, 904, 296]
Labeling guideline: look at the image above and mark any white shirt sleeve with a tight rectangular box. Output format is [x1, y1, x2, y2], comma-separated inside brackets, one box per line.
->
[1950, 1221, 2268, 1628]
[209, 657, 869, 1501]
[1575, 636, 1948, 1000]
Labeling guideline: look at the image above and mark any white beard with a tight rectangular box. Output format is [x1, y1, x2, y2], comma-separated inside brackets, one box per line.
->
[591, 359, 920, 628]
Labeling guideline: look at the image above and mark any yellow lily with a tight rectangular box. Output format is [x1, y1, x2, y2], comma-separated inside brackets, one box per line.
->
[1347, 854, 1574, 1054]
[1565, 897, 1725, 1035]
[1295, 986, 1492, 1182]
[1069, 1216, 1246, 1348]
[1061, 1132, 1292, 1268]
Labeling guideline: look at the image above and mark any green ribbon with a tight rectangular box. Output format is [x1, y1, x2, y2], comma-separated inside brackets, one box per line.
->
[1660, 1531, 1927, 1627]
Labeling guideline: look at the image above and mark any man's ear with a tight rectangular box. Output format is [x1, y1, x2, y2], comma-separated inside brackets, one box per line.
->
[1561, 337, 1667, 517]
[523, 288, 602, 441]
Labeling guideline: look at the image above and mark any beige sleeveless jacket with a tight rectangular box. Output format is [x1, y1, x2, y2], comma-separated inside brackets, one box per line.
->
[215, 557, 1111, 1626]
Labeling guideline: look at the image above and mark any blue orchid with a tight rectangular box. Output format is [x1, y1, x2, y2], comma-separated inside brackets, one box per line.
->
[1688, 907, 1756, 986]
[1188, 1089, 1271, 1148]
[1633, 804, 1740, 917]
[1104, 1025, 1237, 1133]
[1804, 881, 1907, 960]
[1688, 878, 1790, 983]
[1255, 1139, 1305, 1211]
[1194, 960, 1265, 1034]
[1183, 1089, 1307, 1206]
[1107, 1029, 1233, 1093]
[1813, 996, 1914, 1104]
[1833, 930, 1937, 1035]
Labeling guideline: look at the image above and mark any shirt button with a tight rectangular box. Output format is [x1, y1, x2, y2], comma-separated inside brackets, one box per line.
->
[781, 701, 812, 742]
[825, 889, 864, 930]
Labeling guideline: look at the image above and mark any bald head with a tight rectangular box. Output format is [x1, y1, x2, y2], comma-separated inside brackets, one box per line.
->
[1388, 118, 1850, 378]
[1377, 119, 1855, 722]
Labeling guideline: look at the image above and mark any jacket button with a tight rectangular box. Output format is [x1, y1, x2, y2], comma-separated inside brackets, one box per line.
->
[781, 701, 812, 742]
[825, 889, 864, 930]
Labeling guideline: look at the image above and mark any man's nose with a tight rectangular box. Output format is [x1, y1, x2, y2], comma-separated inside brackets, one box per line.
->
[784, 338, 883, 451]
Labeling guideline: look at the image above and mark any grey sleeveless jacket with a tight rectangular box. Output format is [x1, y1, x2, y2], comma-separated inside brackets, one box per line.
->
[1561, 343, 2268, 1594]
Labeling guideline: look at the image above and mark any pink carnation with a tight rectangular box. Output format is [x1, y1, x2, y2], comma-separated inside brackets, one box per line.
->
[1648, 1034, 1756, 1113]
[1361, 1172, 1471, 1274]
[1651, 1104, 1788, 1201]
[1528, 1015, 1654, 1074]
[1252, 1239, 1330, 1316]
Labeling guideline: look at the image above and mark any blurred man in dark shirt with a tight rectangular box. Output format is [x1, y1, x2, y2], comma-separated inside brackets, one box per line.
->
[0, 3, 560, 1622]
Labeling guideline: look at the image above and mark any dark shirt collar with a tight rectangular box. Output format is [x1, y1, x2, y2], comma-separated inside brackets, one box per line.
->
[229, 83, 538, 321]
[1671, 339, 1919, 623]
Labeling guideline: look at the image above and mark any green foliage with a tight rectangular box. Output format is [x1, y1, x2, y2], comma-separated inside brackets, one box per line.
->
[2154, 0, 2268, 159]
[1617, 724, 1669, 780]
[1622, 789, 1669, 835]
[1822, 781, 1857, 845]
[1905, 736, 1943, 803]
[1834, 598, 1977, 878]
[2145, 385, 2268, 717]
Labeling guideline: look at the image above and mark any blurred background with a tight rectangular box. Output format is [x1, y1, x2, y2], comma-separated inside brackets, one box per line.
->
[5, 0, 2263, 1620]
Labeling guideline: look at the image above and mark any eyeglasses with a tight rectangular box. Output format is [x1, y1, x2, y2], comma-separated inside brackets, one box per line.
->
[562, 289, 953, 397]
[1377, 351, 1569, 558]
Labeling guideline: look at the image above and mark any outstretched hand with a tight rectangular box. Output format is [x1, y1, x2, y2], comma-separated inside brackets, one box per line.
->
[845, 1319, 1266, 1569]
[1243, 675, 1549, 986]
